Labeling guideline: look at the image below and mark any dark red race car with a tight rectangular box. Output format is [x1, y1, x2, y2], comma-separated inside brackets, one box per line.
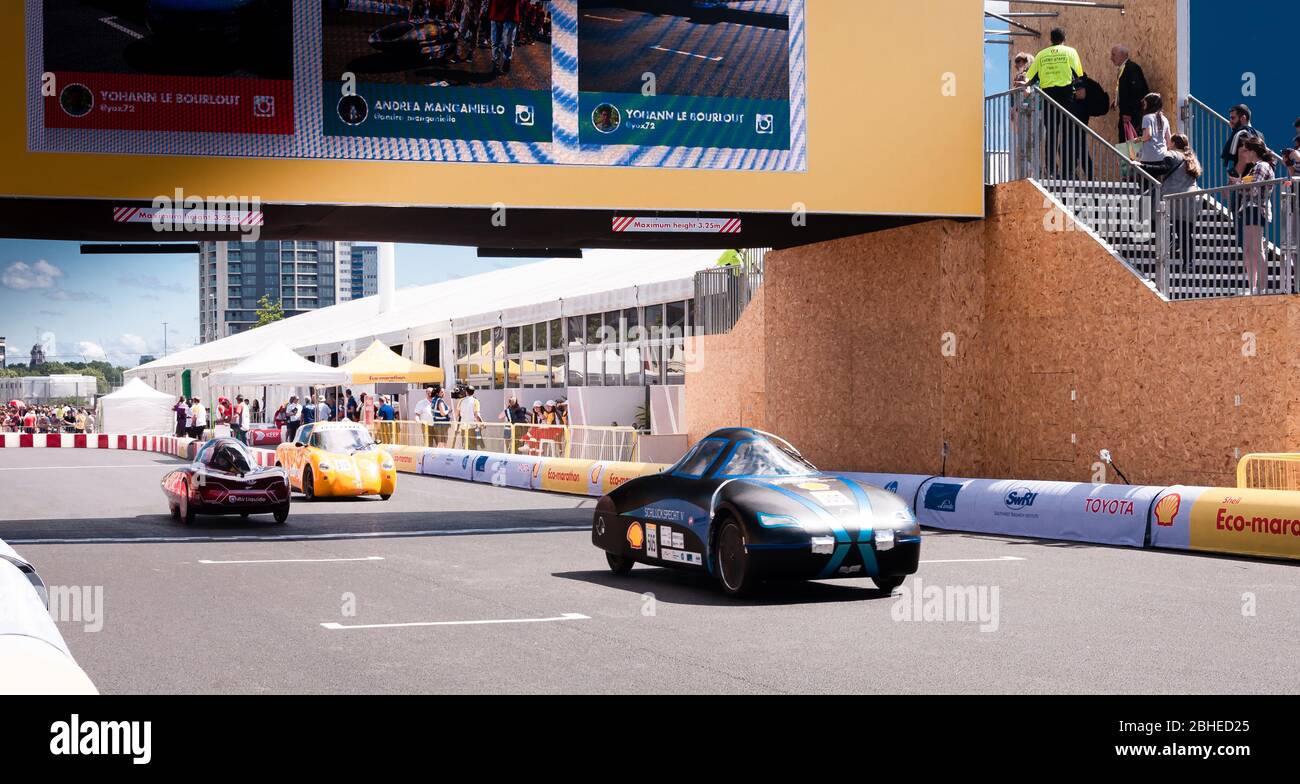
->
[161, 438, 290, 524]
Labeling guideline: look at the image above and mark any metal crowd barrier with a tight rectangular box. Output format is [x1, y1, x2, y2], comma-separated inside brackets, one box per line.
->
[1237, 453, 1300, 491]
[365, 420, 642, 462]
[1161, 178, 1299, 298]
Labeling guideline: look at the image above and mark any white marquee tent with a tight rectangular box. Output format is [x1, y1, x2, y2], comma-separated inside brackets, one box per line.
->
[97, 378, 176, 436]
[209, 343, 350, 387]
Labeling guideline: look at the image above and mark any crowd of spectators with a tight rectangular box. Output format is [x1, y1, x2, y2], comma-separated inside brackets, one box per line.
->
[2, 402, 96, 434]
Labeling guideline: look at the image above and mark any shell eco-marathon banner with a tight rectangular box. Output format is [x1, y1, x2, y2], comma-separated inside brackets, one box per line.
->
[27, 0, 805, 171]
[855, 473, 1300, 563]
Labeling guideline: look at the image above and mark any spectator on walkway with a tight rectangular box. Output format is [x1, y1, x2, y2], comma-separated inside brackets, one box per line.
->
[190, 398, 207, 439]
[360, 392, 376, 429]
[1132, 92, 1171, 164]
[1237, 137, 1276, 296]
[173, 396, 189, 437]
[1221, 104, 1263, 250]
[232, 395, 248, 444]
[74, 408, 87, 434]
[377, 394, 397, 444]
[556, 396, 569, 426]
[413, 386, 437, 447]
[345, 389, 359, 422]
[1110, 45, 1149, 142]
[1026, 28, 1086, 178]
[1138, 134, 1203, 267]
[314, 395, 332, 425]
[500, 393, 528, 453]
[285, 395, 302, 441]
[458, 386, 482, 450]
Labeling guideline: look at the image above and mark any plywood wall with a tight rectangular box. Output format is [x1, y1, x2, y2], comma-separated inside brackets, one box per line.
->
[685, 180, 1300, 488]
[1009, 0, 1180, 140]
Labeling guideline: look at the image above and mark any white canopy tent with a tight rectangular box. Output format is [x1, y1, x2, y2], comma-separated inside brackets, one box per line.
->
[97, 378, 176, 435]
[209, 343, 350, 387]
[208, 343, 350, 426]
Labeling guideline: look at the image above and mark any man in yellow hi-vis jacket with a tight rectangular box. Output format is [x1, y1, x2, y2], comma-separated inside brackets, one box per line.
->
[1026, 28, 1087, 178]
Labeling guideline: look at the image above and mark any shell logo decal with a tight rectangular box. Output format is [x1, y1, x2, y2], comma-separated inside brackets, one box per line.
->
[590, 464, 603, 485]
[626, 522, 644, 549]
[1154, 493, 1181, 527]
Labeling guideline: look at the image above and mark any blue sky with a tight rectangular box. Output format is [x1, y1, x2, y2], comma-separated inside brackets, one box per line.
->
[984, 1, 1011, 96]
[0, 241, 534, 368]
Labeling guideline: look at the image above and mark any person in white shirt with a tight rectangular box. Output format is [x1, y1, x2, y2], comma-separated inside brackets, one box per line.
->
[458, 386, 482, 450]
[412, 386, 436, 447]
[190, 398, 208, 439]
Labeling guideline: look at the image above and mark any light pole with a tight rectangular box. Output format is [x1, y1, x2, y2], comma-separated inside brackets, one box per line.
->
[162, 322, 168, 357]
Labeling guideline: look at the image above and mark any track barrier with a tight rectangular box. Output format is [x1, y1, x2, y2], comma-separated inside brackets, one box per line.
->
[6, 431, 1299, 559]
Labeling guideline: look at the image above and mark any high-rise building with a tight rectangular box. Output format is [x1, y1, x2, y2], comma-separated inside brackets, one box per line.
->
[29, 342, 45, 368]
[198, 241, 387, 343]
[0, 336, 6, 369]
[348, 244, 380, 301]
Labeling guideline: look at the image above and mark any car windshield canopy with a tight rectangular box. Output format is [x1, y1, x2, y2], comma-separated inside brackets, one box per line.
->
[209, 441, 254, 474]
[718, 437, 816, 478]
[317, 428, 376, 453]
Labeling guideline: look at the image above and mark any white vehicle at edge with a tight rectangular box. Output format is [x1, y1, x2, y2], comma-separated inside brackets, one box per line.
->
[0, 539, 97, 695]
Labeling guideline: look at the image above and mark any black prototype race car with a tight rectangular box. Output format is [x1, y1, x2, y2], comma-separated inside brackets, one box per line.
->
[592, 429, 921, 597]
[161, 437, 290, 524]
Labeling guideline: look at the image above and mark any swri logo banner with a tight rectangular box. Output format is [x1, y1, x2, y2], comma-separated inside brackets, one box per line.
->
[915, 478, 1158, 547]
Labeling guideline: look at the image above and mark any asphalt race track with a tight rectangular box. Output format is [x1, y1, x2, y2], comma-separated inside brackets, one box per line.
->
[4, 448, 1299, 694]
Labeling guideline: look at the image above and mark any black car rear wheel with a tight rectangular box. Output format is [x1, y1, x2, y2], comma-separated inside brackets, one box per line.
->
[715, 518, 757, 597]
[872, 575, 906, 593]
[606, 551, 634, 575]
[179, 480, 196, 525]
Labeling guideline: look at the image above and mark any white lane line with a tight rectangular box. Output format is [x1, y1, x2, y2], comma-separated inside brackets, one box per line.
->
[198, 556, 385, 565]
[920, 556, 1026, 564]
[650, 44, 723, 62]
[99, 16, 145, 40]
[322, 612, 590, 631]
[0, 465, 169, 471]
[582, 13, 624, 22]
[6, 525, 589, 546]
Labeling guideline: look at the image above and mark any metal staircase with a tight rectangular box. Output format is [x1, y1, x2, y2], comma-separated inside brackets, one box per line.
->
[986, 87, 1298, 300]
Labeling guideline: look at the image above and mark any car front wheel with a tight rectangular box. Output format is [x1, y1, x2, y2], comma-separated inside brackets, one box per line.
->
[273, 506, 289, 524]
[714, 517, 757, 597]
[302, 467, 316, 501]
[606, 551, 634, 575]
[872, 575, 906, 593]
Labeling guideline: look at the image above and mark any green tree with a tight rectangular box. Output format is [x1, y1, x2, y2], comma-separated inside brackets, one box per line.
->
[254, 295, 285, 328]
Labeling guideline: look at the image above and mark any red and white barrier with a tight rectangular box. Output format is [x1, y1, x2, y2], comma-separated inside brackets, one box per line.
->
[0, 432, 278, 466]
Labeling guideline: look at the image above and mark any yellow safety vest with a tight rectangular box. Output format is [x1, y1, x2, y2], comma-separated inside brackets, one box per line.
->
[1027, 44, 1084, 89]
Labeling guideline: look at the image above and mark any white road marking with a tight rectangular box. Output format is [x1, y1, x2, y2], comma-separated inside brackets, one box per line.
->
[582, 13, 624, 22]
[920, 556, 1026, 564]
[6, 524, 589, 545]
[650, 45, 723, 62]
[0, 464, 170, 471]
[99, 16, 145, 40]
[198, 556, 384, 565]
[321, 612, 590, 631]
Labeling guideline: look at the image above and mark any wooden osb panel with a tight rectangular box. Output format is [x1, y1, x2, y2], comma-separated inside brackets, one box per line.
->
[684, 179, 1300, 488]
[684, 287, 767, 444]
[1009, 0, 1180, 139]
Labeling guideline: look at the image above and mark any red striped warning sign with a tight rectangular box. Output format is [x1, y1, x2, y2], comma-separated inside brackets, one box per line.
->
[612, 217, 741, 234]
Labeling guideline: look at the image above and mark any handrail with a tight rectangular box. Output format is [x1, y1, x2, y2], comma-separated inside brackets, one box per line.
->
[1032, 86, 1161, 188]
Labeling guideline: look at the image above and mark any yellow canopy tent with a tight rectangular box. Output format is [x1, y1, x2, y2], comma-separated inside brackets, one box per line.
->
[339, 340, 445, 384]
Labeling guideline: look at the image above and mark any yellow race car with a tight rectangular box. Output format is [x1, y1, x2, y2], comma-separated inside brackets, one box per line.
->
[275, 422, 397, 501]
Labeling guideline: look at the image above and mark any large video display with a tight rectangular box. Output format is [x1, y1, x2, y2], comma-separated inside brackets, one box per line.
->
[28, 0, 806, 171]
[8, 1, 983, 217]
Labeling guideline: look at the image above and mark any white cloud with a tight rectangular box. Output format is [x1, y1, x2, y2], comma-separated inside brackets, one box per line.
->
[118, 334, 149, 355]
[2, 259, 63, 290]
[76, 341, 107, 362]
